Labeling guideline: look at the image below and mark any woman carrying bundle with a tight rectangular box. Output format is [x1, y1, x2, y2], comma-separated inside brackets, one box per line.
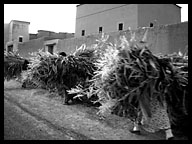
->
[130, 92, 175, 140]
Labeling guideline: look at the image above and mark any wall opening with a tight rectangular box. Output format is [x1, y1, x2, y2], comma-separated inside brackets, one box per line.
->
[19, 36, 23, 42]
[150, 23, 154, 27]
[82, 30, 85, 36]
[47, 43, 56, 54]
[99, 27, 103, 33]
[7, 45, 13, 53]
[118, 23, 123, 31]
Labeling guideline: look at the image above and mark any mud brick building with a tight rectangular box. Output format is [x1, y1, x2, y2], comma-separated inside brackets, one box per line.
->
[75, 4, 181, 37]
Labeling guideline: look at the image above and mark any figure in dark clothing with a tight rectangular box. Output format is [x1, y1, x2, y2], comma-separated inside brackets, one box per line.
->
[59, 52, 67, 57]
[22, 59, 30, 70]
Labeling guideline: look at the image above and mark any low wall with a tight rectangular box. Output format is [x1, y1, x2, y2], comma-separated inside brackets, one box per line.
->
[17, 37, 45, 58]
[17, 22, 188, 58]
[57, 22, 188, 55]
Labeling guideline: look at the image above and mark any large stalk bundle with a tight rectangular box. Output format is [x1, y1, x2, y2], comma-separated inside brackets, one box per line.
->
[22, 50, 97, 104]
[4, 51, 29, 81]
[77, 35, 188, 128]
[4, 33, 188, 136]
[157, 52, 188, 135]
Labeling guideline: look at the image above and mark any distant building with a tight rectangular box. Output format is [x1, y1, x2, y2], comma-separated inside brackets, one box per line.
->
[4, 20, 30, 52]
[75, 4, 181, 37]
[29, 30, 74, 55]
[4, 20, 74, 56]
[29, 30, 74, 40]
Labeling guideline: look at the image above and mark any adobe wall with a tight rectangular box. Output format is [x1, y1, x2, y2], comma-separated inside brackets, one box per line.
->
[4, 23, 9, 49]
[137, 4, 181, 28]
[17, 22, 188, 58]
[75, 4, 138, 37]
[10, 21, 30, 42]
[58, 22, 188, 55]
[17, 37, 45, 58]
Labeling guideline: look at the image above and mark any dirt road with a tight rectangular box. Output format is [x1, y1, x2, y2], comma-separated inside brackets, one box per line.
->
[4, 80, 165, 140]
[4, 95, 88, 140]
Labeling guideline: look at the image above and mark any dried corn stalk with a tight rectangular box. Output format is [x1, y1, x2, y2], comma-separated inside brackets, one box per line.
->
[82, 34, 188, 123]
[4, 51, 29, 82]
[23, 49, 97, 104]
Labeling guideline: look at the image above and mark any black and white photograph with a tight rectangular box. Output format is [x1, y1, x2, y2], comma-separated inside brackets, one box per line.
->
[4, 4, 188, 140]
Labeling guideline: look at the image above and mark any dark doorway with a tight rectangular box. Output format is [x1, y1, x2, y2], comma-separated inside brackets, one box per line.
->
[99, 27, 103, 33]
[7, 45, 13, 53]
[47, 43, 56, 54]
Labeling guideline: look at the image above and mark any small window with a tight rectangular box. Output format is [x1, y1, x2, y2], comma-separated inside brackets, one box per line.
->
[118, 23, 123, 31]
[150, 23, 153, 27]
[82, 30, 85, 36]
[99, 27, 102, 33]
[18, 36, 23, 42]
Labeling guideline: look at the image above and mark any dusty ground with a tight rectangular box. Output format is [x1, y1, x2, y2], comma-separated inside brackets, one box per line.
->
[4, 80, 180, 140]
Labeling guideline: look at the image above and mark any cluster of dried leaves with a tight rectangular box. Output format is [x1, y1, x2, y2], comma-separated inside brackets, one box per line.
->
[69, 34, 188, 127]
[22, 49, 97, 104]
[4, 33, 188, 132]
[4, 51, 29, 81]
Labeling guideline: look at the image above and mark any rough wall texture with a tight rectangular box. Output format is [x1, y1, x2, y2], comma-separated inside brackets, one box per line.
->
[17, 22, 188, 58]
[75, 4, 181, 37]
[167, 22, 188, 54]
[29, 33, 38, 40]
[59, 22, 188, 55]
[17, 37, 45, 58]
[75, 4, 138, 37]
[56, 34, 100, 54]
[4, 23, 9, 49]
[44, 39, 59, 54]
[29, 31, 74, 40]
[6, 40, 19, 53]
[10, 21, 30, 42]
[138, 4, 181, 28]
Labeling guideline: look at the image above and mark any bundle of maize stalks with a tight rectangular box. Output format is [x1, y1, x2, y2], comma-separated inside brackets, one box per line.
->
[77, 34, 188, 128]
[67, 34, 115, 105]
[157, 51, 188, 135]
[22, 50, 97, 104]
[4, 51, 29, 81]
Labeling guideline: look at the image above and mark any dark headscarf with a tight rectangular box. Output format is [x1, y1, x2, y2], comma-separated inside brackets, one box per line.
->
[59, 52, 67, 57]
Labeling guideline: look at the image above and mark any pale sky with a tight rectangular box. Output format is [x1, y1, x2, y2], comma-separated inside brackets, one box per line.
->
[4, 4, 188, 34]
